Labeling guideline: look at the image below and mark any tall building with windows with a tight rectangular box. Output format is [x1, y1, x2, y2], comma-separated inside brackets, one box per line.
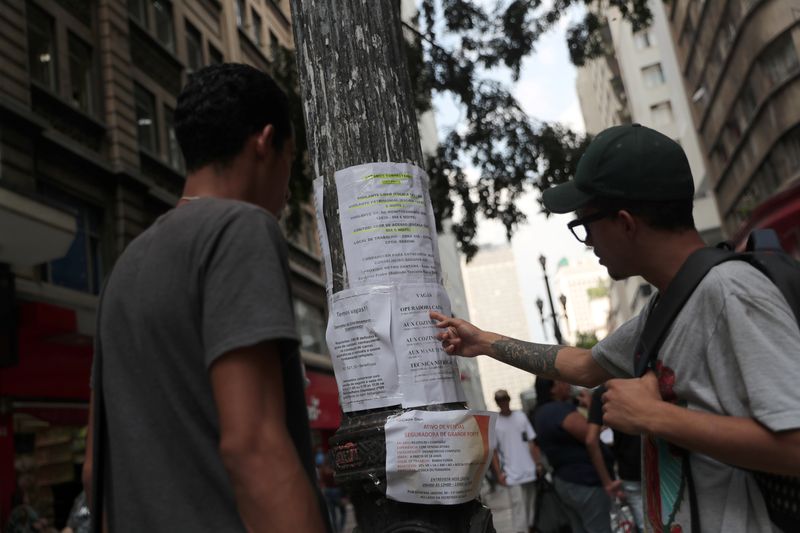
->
[666, 0, 800, 254]
[0, 1, 337, 525]
[576, 0, 724, 329]
[461, 245, 536, 412]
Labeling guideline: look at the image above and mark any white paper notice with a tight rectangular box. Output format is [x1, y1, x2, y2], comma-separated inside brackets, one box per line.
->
[313, 177, 335, 295]
[394, 284, 466, 408]
[385, 410, 497, 505]
[335, 163, 442, 288]
[326, 286, 401, 411]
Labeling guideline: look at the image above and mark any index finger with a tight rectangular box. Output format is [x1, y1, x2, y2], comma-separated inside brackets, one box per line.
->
[429, 310, 449, 323]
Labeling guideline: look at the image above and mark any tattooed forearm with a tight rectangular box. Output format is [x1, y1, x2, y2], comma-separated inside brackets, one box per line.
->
[491, 338, 563, 378]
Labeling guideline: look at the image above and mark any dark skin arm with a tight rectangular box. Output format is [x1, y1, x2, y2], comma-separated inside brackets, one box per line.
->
[211, 341, 326, 533]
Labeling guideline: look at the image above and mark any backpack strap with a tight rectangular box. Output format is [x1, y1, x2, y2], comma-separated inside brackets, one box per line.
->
[634, 247, 735, 378]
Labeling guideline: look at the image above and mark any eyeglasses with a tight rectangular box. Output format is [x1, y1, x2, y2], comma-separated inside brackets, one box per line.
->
[567, 211, 616, 243]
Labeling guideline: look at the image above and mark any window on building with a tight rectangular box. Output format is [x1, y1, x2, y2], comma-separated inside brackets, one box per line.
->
[27, 3, 58, 91]
[235, 0, 245, 28]
[40, 186, 104, 295]
[185, 21, 203, 72]
[68, 33, 94, 114]
[759, 32, 800, 86]
[134, 84, 158, 153]
[128, 0, 149, 26]
[294, 300, 327, 355]
[633, 30, 654, 50]
[679, 15, 694, 47]
[208, 45, 223, 65]
[251, 10, 263, 46]
[153, 1, 175, 52]
[650, 101, 673, 126]
[163, 106, 183, 171]
[270, 31, 280, 59]
[641, 63, 665, 89]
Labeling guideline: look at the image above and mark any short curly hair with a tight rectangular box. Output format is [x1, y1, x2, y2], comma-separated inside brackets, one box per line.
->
[174, 63, 291, 172]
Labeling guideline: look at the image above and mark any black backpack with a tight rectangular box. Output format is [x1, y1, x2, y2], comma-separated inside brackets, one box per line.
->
[634, 229, 800, 533]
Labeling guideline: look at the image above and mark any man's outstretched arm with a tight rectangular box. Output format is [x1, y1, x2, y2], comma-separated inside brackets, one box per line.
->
[430, 311, 611, 387]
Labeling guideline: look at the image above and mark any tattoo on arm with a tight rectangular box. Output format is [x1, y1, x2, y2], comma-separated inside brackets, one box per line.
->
[491, 338, 563, 378]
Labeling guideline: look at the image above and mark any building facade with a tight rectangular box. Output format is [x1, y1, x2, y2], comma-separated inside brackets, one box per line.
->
[575, 0, 725, 329]
[0, 0, 338, 525]
[666, 0, 800, 253]
[461, 245, 536, 412]
[552, 254, 610, 345]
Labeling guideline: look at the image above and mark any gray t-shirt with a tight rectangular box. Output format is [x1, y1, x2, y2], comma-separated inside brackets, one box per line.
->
[94, 198, 317, 532]
[592, 261, 800, 533]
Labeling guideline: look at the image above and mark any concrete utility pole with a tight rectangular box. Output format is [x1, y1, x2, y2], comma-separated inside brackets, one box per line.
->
[289, 1, 494, 531]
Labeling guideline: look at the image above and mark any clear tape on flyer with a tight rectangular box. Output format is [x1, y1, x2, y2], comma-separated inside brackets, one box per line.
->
[385, 409, 497, 505]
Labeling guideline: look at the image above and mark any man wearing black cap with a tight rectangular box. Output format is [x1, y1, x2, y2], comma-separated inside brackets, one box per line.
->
[431, 124, 800, 532]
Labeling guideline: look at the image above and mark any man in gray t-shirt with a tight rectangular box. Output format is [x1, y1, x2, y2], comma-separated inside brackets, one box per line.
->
[431, 124, 800, 532]
[82, 64, 326, 533]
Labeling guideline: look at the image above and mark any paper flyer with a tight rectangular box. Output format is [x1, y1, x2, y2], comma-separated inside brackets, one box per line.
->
[312, 177, 335, 294]
[385, 410, 497, 505]
[394, 283, 466, 408]
[334, 163, 442, 288]
[326, 286, 401, 411]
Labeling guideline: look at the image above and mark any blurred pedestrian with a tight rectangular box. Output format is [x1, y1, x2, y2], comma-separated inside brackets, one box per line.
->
[586, 386, 643, 532]
[83, 63, 326, 533]
[532, 379, 612, 533]
[490, 389, 543, 533]
[431, 123, 800, 532]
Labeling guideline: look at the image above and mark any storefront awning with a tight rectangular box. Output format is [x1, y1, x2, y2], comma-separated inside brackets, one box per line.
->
[305, 370, 342, 430]
[0, 187, 76, 265]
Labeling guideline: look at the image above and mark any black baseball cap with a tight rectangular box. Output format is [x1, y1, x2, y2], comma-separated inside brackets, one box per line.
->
[542, 123, 695, 214]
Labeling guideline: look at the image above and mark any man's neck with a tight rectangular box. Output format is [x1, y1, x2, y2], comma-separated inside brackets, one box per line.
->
[639, 230, 707, 293]
[499, 408, 512, 417]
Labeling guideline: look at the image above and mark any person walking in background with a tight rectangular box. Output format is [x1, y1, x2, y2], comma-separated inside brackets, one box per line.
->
[491, 389, 543, 533]
[431, 123, 800, 532]
[532, 379, 613, 533]
[586, 386, 643, 532]
[82, 64, 327, 533]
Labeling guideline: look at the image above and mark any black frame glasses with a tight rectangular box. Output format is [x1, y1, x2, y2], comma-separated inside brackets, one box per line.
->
[567, 211, 616, 243]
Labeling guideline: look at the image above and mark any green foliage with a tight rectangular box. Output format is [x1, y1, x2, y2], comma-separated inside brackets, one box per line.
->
[279, 0, 651, 254]
[414, 0, 651, 259]
[587, 284, 609, 299]
[575, 331, 599, 349]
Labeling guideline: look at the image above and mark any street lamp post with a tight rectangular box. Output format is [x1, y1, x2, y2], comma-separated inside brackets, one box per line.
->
[538, 254, 564, 345]
[558, 293, 570, 337]
[535, 297, 548, 341]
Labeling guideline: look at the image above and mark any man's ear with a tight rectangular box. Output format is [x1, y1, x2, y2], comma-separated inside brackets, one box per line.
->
[618, 209, 638, 238]
[254, 124, 275, 158]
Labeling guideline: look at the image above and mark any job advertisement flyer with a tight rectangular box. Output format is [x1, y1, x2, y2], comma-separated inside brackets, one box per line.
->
[394, 283, 466, 407]
[334, 163, 442, 287]
[385, 410, 497, 505]
[326, 286, 401, 411]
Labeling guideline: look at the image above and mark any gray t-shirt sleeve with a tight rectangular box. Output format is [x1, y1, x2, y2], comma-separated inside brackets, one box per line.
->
[591, 311, 644, 378]
[202, 208, 299, 368]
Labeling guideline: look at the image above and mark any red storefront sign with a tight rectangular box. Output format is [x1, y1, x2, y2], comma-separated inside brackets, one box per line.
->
[734, 181, 800, 255]
[304, 370, 342, 430]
